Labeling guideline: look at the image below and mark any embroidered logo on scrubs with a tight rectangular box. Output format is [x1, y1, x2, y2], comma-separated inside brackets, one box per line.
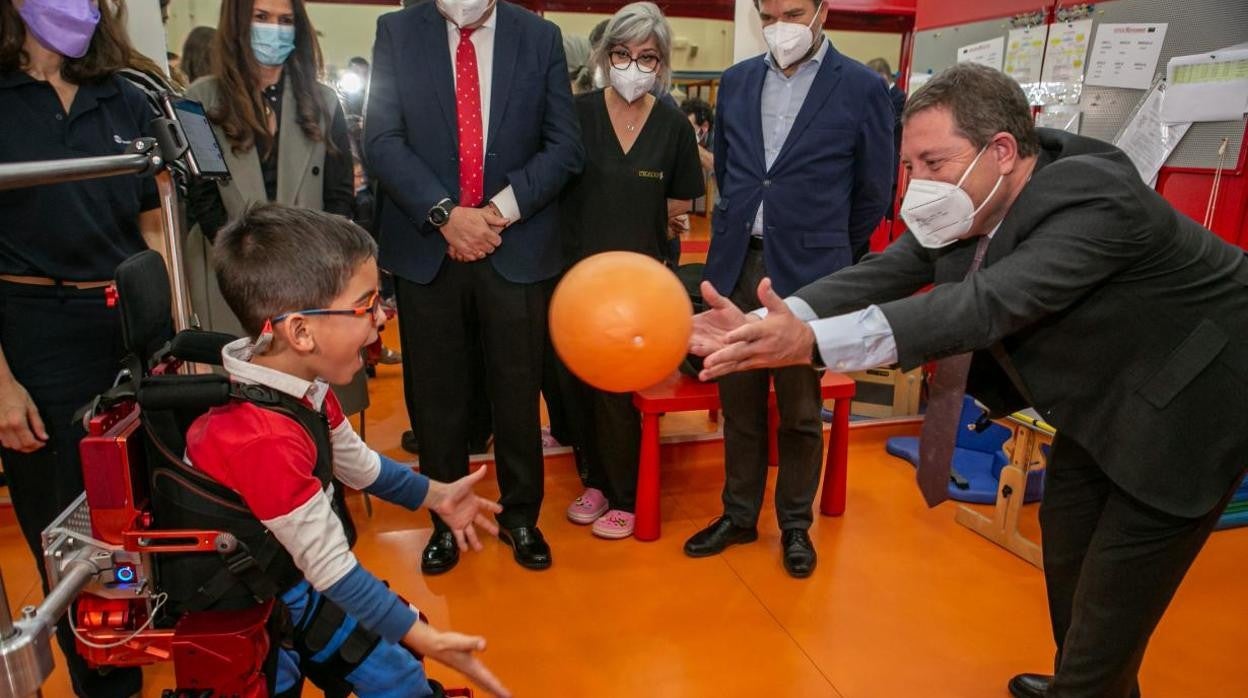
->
[637, 170, 664, 180]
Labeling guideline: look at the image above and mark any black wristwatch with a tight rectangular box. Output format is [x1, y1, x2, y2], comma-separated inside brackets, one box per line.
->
[427, 198, 454, 227]
[811, 337, 826, 370]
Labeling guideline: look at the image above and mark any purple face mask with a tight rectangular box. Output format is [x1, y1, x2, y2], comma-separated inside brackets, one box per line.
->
[18, 0, 101, 59]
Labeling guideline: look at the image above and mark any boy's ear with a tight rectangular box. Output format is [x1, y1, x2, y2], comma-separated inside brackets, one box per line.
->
[282, 314, 317, 353]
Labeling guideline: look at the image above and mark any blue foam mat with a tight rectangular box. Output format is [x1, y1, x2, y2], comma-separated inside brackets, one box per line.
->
[886, 436, 1045, 504]
[1217, 509, 1248, 531]
[885, 397, 1044, 505]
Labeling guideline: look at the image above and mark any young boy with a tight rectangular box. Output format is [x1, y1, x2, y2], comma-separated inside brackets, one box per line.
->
[183, 204, 510, 697]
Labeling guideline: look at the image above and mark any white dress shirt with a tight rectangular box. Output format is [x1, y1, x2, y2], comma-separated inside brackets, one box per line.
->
[445, 10, 521, 222]
[758, 226, 1003, 372]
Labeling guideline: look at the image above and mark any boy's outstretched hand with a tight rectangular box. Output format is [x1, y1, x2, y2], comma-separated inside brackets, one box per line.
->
[426, 467, 502, 551]
[404, 622, 511, 697]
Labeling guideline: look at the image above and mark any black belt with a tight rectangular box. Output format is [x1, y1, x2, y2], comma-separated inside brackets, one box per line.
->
[748, 236, 764, 251]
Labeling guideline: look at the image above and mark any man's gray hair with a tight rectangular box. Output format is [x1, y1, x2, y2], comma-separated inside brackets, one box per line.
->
[591, 2, 674, 96]
[903, 63, 1040, 158]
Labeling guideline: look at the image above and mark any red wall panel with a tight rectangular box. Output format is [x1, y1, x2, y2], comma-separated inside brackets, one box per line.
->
[1157, 146, 1248, 247]
[914, 0, 1052, 31]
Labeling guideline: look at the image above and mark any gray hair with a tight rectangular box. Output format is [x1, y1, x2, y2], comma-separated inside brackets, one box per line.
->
[591, 2, 674, 96]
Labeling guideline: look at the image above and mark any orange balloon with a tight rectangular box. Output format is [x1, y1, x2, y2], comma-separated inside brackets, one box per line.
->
[550, 251, 693, 393]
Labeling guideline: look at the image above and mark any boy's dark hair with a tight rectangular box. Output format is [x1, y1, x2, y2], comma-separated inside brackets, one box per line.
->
[680, 97, 714, 129]
[214, 204, 377, 338]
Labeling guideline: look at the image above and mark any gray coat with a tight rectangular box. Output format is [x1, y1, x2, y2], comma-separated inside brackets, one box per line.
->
[182, 76, 368, 415]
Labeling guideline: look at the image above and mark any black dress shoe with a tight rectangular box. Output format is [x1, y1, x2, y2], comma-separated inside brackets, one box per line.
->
[683, 516, 758, 558]
[1008, 673, 1051, 698]
[401, 430, 419, 454]
[781, 528, 817, 578]
[499, 526, 552, 570]
[421, 530, 459, 575]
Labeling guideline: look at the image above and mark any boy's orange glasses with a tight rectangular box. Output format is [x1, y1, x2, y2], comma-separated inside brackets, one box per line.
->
[270, 289, 381, 324]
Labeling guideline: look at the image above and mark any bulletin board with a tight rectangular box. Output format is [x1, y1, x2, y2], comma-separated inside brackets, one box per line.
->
[1077, 0, 1247, 169]
[909, 0, 1247, 170]
[910, 17, 1021, 85]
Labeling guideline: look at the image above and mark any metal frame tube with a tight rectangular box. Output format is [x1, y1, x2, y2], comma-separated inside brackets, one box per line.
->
[32, 562, 94, 632]
[0, 154, 154, 192]
[0, 571, 13, 641]
[0, 560, 97, 698]
[154, 171, 192, 331]
[0, 146, 194, 333]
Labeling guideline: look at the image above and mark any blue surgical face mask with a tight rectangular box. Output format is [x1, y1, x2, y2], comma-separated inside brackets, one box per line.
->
[250, 22, 296, 66]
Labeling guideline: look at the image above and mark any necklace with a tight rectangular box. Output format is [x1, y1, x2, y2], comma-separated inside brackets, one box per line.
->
[608, 89, 646, 135]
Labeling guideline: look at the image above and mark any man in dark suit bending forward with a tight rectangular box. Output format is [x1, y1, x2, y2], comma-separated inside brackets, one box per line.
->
[692, 63, 1248, 698]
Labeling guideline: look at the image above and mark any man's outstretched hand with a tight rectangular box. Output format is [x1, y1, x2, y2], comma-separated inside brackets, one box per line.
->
[699, 278, 816, 380]
[689, 281, 756, 358]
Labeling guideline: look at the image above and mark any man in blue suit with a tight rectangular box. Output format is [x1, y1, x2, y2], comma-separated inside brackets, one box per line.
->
[684, 0, 893, 577]
[365, 0, 583, 573]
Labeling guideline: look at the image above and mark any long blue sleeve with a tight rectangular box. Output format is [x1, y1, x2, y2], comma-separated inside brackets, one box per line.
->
[365, 454, 430, 510]
[323, 564, 418, 644]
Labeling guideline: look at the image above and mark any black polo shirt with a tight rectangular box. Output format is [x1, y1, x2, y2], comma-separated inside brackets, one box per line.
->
[0, 71, 159, 281]
[560, 89, 705, 263]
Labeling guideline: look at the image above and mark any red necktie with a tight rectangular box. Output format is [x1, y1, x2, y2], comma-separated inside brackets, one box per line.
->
[455, 28, 484, 207]
[915, 235, 992, 507]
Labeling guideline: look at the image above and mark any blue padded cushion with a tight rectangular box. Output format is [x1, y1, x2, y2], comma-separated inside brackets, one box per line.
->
[885, 396, 1046, 505]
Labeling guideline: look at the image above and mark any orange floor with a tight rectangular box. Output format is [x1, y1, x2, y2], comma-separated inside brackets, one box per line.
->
[5, 244, 1248, 695]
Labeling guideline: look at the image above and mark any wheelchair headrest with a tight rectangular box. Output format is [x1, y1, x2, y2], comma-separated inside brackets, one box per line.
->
[115, 250, 175, 362]
[169, 329, 235, 366]
[139, 373, 233, 412]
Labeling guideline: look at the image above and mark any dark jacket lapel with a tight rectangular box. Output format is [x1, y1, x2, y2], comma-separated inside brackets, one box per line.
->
[487, 3, 519, 150]
[418, 3, 458, 149]
[771, 43, 843, 171]
[742, 58, 768, 174]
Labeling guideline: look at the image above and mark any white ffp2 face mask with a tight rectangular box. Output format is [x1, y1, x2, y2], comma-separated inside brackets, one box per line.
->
[609, 62, 656, 103]
[762, 4, 823, 70]
[900, 144, 1004, 249]
[437, 0, 490, 27]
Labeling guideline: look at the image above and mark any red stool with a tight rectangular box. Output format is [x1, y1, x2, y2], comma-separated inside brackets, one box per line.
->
[631, 371, 856, 541]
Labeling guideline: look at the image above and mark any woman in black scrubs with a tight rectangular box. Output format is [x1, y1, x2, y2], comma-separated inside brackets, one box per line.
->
[0, 0, 159, 695]
[560, 1, 704, 540]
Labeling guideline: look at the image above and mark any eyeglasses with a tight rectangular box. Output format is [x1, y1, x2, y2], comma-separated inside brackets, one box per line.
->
[270, 289, 381, 325]
[609, 48, 660, 74]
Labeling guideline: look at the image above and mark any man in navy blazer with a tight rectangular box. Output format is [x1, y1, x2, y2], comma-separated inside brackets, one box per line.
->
[685, 0, 893, 577]
[365, 0, 582, 573]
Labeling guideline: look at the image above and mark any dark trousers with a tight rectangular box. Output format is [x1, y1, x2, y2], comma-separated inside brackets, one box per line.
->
[394, 261, 545, 530]
[464, 339, 495, 450]
[0, 282, 143, 698]
[1040, 435, 1238, 697]
[578, 387, 641, 512]
[717, 248, 824, 530]
[397, 316, 492, 452]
